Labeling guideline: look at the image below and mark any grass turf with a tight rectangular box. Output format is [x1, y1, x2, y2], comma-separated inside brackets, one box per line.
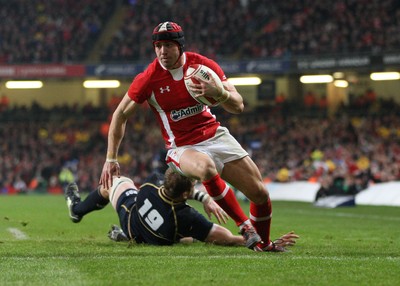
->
[1, 195, 399, 286]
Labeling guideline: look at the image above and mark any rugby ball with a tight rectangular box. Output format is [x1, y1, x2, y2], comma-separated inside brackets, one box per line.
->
[184, 64, 224, 107]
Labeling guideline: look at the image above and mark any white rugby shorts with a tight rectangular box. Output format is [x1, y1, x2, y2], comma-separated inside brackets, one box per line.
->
[166, 126, 248, 175]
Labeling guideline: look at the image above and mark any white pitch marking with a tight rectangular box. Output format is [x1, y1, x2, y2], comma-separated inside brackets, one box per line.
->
[7, 228, 28, 240]
[175, 255, 400, 261]
[291, 209, 400, 221]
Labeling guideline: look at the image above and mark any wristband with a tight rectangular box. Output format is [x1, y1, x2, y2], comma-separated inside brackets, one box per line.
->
[106, 158, 118, 163]
[192, 188, 210, 203]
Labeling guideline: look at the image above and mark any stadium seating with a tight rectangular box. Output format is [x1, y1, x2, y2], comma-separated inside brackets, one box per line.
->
[102, 0, 400, 62]
[0, 0, 117, 63]
[1, 0, 400, 194]
[1, 0, 399, 63]
[1, 99, 399, 194]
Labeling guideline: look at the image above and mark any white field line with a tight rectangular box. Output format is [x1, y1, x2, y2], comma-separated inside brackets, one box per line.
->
[289, 209, 400, 222]
[2, 255, 398, 262]
[177, 255, 400, 261]
[7, 228, 29, 240]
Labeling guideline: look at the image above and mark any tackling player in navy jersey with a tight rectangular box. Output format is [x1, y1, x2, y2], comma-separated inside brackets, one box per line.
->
[65, 167, 298, 248]
[67, 168, 244, 246]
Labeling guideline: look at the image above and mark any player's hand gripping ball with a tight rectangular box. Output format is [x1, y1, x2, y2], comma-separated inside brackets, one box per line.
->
[184, 64, 224, 107]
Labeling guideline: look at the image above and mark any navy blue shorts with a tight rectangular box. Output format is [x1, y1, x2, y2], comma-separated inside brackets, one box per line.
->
[115, 188, 138, 240]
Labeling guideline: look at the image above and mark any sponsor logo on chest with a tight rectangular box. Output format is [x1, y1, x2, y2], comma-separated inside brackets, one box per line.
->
[170, 104, 204, 121]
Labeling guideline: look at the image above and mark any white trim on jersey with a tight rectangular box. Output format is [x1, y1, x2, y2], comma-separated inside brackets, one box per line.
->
[148, 91, 177, 148]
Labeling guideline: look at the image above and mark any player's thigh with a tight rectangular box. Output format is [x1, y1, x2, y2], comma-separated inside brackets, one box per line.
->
[109, 176, 137, 210]
[179, 149, 218, 180]
[221, 156, 268, 203]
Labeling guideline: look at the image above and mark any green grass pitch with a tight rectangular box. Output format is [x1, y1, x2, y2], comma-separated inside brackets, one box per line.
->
[1, 195, 399, 286]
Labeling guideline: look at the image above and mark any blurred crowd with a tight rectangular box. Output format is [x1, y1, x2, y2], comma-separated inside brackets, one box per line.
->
[0, 0, 117, 63]
[1, 94, 400, 195]
[1, 0, 400, 196]
[1, 0, 399, 64]
[0, 100, 164, 195]
[103, 0, 400, 62]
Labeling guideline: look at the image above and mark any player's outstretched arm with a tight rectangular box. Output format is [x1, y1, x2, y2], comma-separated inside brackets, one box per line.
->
[99, 93, 137, 189]
[204, 224, 245, 246]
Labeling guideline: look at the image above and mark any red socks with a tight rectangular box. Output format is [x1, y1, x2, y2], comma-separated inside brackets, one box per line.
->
[203, 174, 272, 246]
[203, 174, 248, 226]
[250, 197, 272, 246]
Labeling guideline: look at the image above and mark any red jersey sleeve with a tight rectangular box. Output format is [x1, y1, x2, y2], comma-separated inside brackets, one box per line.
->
[127, 60, 157, 104]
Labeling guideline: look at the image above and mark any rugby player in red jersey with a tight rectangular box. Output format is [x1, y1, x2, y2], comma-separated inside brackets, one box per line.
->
[99, 21, 298, 251]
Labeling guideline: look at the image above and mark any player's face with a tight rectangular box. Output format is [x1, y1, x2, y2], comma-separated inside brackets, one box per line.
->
[154, 41, 181, 69]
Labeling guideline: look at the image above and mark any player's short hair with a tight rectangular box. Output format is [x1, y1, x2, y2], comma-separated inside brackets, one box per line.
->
[164, 168, 193, 199]
[152, 21, 185, 55]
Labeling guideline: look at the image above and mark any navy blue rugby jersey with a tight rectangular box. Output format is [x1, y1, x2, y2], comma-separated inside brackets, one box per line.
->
[130, 182, 213, 245]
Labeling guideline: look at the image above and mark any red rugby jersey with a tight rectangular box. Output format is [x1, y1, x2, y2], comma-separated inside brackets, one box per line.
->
[128, 52, 227, 148]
